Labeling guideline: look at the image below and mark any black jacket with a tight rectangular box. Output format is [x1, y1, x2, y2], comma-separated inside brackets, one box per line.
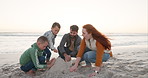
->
[58, 33, 81, 56]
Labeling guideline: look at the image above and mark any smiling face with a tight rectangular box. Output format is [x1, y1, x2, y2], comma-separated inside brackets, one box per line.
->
[70, 29, 78, 38]
[82, 28, 92, 40]
[51, 26, 60, 35]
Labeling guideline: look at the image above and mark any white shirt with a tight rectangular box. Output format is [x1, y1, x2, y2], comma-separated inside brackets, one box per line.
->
[85, 38, 97, 51]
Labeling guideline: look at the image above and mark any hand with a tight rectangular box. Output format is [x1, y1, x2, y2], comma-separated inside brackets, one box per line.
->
[88, 66, 101, 77]
[94, 66, 101, 71]
[47, 58, 56, 68]
[64, 53, 71, 62]
[69, 65, 78, 72]
[53, 49, 58, 53]
[88, 72, 97, 77]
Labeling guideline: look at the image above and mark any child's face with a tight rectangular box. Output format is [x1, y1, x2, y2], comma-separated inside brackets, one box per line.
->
[37, 41, 48, 50]
[51, 26, 60, 35]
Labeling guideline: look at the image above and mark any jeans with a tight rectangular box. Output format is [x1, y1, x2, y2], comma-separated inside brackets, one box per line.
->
[43, 47, 51, 61]
[20, 56, 46, 72]
[82, 51, 110, 66]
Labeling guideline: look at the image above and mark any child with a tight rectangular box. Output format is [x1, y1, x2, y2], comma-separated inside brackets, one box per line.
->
[20, 36, 56, 75]
[43, 22, 61, 62]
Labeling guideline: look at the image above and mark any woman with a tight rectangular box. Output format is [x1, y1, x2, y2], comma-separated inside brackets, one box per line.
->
[69, 24, 113, 77]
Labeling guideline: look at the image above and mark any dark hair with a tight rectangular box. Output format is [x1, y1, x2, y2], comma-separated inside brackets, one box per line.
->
[83, 24, 111, 50]
[37, 36, 48, 43]
[70, 25, 79, 32]
[52, 22, 61, 29]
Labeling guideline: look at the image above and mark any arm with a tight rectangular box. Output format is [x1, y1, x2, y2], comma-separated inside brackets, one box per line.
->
[88, 42, 104, 77]
[69, 57, 81, 72]
[76, 38, 86, 57]
[95, 41, 105, 67]
[58, 34, 67, 55]
[44, 31, 55, 50]
[30, 49, 47, 69]
[110, 51, 113, 57]
[70, 38, 86, 71]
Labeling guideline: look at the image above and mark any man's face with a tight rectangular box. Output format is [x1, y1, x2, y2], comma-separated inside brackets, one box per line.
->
[70, 29, 78, 38]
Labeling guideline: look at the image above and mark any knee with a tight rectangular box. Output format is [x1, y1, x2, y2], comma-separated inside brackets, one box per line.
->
[102, 53, 110, 62]
[83, 52, 89, 60]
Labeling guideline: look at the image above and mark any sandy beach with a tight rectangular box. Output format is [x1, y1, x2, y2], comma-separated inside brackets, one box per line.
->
[0, 45, 148, 78]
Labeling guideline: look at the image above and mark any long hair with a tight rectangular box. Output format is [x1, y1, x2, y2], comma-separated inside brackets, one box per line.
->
[83, 24, 111, 50]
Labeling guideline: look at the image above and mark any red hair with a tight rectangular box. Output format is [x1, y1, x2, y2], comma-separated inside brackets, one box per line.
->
[83, 24, 111, 50]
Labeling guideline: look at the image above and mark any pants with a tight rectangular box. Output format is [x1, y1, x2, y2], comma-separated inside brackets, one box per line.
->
[20, 56, 46, 72]
[43, 47, 51, 61]
[82, 50, 110, 66]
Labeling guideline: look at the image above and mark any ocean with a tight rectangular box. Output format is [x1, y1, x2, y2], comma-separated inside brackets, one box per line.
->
[0, 32, 147, 54]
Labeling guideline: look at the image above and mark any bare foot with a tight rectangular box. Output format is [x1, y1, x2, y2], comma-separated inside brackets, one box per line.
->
[26, 70, 35, 76]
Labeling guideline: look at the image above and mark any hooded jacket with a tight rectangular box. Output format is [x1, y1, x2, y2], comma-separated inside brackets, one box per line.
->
[19, 43, 47, 69]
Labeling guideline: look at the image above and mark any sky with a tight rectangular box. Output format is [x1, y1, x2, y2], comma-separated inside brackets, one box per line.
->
[0, 0, 147, 34]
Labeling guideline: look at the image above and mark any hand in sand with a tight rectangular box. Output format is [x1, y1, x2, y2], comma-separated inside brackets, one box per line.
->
[64, 53, 71, 62]
[88, 66, 101, 77]
[69, 65, 77, 72]
[47, 58, 56, 68]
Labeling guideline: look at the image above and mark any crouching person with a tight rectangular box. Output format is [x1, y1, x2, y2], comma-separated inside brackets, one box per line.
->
[19, 36, 56, 76]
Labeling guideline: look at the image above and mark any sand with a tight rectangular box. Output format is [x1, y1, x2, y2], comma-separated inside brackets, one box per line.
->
[0, 45, 148, 78]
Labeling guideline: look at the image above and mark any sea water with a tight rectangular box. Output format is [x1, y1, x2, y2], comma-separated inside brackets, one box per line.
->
[0, 32, 147, 54]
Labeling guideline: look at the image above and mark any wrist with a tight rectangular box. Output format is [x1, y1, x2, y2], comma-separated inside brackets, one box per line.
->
[74, 62, 79, 67]
[94, 66, 100, 74]
[94, 70, 99, 74]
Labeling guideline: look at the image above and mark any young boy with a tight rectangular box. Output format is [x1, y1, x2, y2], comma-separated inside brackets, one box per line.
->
[19, 36, 56, 75]
[58, 25, 81, 62]
[43, 22, 61, 62]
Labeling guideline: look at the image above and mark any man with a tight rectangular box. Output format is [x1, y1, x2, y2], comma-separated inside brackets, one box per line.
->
[58, 25, 81, 62]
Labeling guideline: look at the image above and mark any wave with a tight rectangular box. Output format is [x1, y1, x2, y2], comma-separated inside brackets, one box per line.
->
[106, 33, 148, 37]
[0, 32, 147, 37]
[0, 32, 42, 37]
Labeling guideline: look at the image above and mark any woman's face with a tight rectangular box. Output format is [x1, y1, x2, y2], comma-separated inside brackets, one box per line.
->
[82, 28, 92, 40]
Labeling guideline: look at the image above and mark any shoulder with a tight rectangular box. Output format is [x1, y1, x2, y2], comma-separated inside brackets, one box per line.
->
[63, 33, 69, 37]
[24, 47, 36, 55]
[77, 35, 82, 40]
[44, 30, 52, 35]
[47, 30, 53, 34]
